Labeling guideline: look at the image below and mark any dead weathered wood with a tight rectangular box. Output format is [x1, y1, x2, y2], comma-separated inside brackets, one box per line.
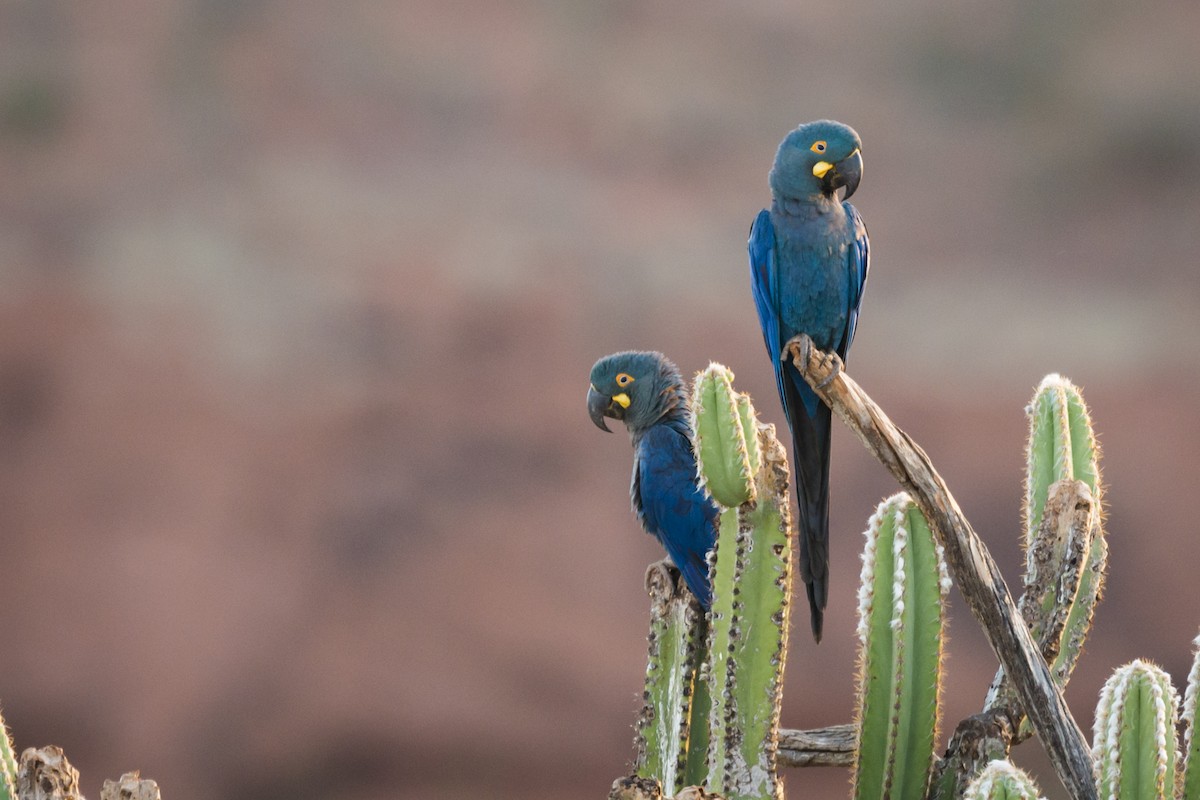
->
[101, 772, 161, 800]
[776, 724, 856, 768]
[928, 709, 1017, 797]
[17, 747, 83, 800]
[786, 335, 1097, 800]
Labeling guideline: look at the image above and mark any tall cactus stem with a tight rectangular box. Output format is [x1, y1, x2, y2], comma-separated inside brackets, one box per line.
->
[635, 562, 708, 795]
[962, 760, 1046, 800]
[1181, 631, 1200, 799]
[702, 407, 793, 800]
[991, 375, 1107, 720]
[691, 364, 755, 508]
[852, 493, 950, 800]
[1092, 659, 1179, 800]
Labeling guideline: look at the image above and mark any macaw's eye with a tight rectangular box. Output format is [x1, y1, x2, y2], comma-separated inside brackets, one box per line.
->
[811, 141, 827, 153]
[615, 372, 634, 387]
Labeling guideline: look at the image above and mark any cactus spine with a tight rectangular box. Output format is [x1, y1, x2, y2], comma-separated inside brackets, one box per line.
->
[962, 760, 1046, 800]
[1092, 660, 1179, 800]
[1181, 632, 1200, 800]
[852, 493, 950, 800]
[636, 563, 709, 795]
[691, 363, 792, 800]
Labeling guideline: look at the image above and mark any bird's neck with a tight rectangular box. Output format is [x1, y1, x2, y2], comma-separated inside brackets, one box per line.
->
[628, 385, 690, 442]
[773, 192, 839, 218]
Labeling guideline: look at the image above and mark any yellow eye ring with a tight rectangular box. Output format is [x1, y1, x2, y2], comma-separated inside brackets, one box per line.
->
[810, 141, 827, 153]
[615, 372, 634, 387]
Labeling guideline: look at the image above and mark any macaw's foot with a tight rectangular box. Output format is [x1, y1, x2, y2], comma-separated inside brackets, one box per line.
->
[787, 335, 813, 375]
[644, 558, 681, 594]
[814, 352, 841, 389]
[787, 336, 840, 389]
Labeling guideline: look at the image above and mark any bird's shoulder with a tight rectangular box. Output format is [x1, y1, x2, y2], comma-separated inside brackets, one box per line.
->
[635, 417, 695, 470]
[843, 200, 868, 239]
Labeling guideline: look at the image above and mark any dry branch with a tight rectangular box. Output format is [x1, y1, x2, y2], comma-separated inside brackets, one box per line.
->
[776, 724, 856, 768]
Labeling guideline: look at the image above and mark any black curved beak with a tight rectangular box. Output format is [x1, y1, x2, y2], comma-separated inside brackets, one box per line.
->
[826, 148, 863, 200]
[588, 385, 615, 432]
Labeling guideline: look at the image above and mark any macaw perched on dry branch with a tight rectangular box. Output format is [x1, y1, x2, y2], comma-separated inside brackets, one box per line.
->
[749, 119, 870, 641]
[588, 351, 719, 608]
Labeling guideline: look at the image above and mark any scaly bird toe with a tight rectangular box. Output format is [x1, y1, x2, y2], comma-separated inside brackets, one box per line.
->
[813, 355, 841, 390]
[787, 336, 812, 376]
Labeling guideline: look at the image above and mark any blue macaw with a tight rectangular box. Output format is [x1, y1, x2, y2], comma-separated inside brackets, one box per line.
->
[588, 351, 719, 608]
[748, 120, 870, 641]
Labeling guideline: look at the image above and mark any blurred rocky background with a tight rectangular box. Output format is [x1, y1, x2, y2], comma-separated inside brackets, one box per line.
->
[0, 1, 1198, 798]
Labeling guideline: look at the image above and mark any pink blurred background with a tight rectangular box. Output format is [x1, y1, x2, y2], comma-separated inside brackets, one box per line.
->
[1, 2, 1198, 798]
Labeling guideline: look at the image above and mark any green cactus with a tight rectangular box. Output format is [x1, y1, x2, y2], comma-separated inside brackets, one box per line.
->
[1022, 374, 1106, 690]
[692, 364, 792, 800]
[0, 706, 15, 800]
[962, 760, 1046, 800]
[1092, 659, 1179, 800]
[1181, 632, 1200, 800]
[635, 563, 709, 795]
[983, 375, 1107, 739]
[852, 493, 950, 800]
[692, 364, 756, 508]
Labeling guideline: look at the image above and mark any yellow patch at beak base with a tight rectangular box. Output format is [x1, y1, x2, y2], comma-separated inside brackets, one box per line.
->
[812, 160, 834, 178]
[612, 393, 631, 408]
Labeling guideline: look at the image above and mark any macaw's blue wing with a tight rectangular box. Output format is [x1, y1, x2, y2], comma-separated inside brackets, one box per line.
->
[838, 202, 871, 359]
[633, 422, 719, 608]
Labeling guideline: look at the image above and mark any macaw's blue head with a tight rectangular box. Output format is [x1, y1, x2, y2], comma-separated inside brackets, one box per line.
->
[769, 119, 863, 203]
[588, 351, 686, 436]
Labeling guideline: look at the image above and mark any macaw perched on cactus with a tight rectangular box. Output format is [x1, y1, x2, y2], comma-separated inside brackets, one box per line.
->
[588, 351, 720, 608]
[749, 119, 870, 641]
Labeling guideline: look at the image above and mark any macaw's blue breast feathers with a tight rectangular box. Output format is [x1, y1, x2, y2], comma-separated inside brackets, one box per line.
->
[587, 350, 719, 608]
[749, 120, 871, 642]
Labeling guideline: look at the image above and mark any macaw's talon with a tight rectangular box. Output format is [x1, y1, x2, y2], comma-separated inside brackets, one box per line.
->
[814, 355, 841, 390]
[789, 336, 812, 375]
